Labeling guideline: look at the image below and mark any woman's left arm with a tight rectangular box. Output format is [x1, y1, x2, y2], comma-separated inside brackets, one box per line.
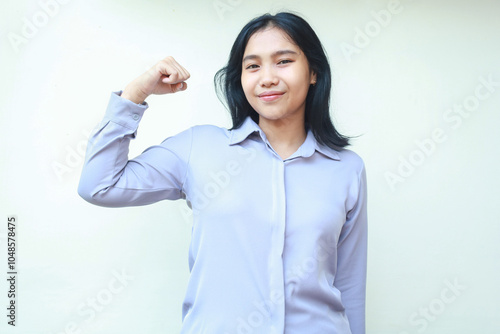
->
[334, 163, 368, 334]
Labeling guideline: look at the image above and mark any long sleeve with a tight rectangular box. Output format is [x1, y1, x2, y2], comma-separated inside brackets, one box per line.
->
[333, 163, 368, 334]
[77, 91, 192, 207]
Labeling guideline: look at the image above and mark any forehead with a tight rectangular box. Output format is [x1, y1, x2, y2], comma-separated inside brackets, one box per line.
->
[244, 27, 300, 55]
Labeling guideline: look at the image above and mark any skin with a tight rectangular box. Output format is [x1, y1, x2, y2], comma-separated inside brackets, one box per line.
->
[241, 26, 317, 159]
[121, 56, 190, 104]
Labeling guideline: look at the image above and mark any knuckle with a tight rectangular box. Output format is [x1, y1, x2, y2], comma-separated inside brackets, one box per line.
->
[155, 62, 165, 72]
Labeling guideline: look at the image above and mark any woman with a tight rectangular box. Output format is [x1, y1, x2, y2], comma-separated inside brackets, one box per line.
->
[78, 11, 367, 334]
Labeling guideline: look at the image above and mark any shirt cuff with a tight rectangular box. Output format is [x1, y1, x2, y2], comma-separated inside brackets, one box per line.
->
[104, 91, 149, 130]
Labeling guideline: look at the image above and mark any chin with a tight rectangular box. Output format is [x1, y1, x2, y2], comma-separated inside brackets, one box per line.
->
[257, 113, 286, 122]
[255, 108, 287, 120]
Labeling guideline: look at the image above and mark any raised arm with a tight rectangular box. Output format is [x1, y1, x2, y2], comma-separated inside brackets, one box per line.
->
[77, 57, 192, 207]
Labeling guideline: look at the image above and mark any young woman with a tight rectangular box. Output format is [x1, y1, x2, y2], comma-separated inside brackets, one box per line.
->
[78, 12, 367, 334]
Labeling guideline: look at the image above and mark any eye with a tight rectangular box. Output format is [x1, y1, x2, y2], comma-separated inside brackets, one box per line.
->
[278, 59, 293, 65]
[245, 64, 259, 70]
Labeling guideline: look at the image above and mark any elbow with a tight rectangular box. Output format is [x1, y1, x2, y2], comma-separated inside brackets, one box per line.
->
[77, 182, 99, 205]
[77, 181, 136, 208]
[77, 169, 125, 207]
[77, 182, 112, 207]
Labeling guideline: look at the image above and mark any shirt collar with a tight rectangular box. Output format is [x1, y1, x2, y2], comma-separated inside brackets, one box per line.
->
[228, 116, 341, 161]
[228, 116, 262, 145]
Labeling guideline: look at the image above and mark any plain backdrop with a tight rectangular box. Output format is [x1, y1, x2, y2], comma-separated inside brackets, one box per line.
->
[1, 0, 499, 333]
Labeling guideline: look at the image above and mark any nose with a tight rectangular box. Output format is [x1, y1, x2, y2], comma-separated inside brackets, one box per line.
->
[259, 65, 279, 87]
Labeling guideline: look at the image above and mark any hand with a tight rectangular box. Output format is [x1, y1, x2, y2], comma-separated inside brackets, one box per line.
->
[121, 56, 190, 104]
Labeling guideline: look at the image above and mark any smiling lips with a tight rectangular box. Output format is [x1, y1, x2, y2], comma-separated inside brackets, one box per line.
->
[258, 91, 285, 102]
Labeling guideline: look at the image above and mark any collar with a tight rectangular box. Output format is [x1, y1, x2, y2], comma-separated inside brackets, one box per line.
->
[228, 116, 341, 161]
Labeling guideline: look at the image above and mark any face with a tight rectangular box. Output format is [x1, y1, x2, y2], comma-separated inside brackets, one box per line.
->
[241, 27, 316, 125]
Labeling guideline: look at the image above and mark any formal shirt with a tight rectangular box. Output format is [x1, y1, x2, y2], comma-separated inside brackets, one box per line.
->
[78, 91, 368, 334]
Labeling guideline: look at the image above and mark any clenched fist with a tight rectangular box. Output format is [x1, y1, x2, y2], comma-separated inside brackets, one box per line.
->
[121, 56, 190, 104]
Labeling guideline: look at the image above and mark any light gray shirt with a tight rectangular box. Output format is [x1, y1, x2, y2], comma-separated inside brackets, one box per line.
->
[78, 91, 368, 334]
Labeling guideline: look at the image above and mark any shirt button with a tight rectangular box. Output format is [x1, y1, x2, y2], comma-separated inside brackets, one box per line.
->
[132, 114, 139, 121]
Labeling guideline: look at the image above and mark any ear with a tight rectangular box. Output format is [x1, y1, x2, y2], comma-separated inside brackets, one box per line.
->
[310, 71, 317, 86]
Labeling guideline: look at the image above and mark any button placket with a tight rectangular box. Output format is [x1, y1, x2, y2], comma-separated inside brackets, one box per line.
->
[268, 156, 286, 332]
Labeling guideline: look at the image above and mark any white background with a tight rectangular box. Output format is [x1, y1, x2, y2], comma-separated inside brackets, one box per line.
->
[1, 0, 499, 333]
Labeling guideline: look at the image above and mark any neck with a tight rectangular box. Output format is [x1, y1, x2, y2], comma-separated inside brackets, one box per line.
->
[258, 114, 307, 159]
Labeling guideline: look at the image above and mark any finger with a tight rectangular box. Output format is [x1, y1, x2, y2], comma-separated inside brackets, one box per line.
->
[164, 58, 190, 82]
[175, 63, 190, 81]
[169, 65, 189, 83]
[161, 73, 179, 84]
[175, 81, 187, 92]
[163, 71, 179, 84]
[156, 58, 189, 83]
[155, 61, 178, 80]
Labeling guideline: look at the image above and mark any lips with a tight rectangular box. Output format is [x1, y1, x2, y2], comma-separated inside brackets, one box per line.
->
[258, 91, 285, 102]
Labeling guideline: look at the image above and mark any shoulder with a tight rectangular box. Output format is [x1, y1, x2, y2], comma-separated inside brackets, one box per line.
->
[331, 148, 367, 182]
[162, 123, 229, 144]
[337, 148, 365, 170]
[157, 123, 231, 162]
[190, 123, 231, 138]
[188, 123, 233, 147]
[318, 144, 365, 172]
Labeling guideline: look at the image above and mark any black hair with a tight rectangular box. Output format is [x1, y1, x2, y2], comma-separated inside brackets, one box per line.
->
[214, 11, 350, 149]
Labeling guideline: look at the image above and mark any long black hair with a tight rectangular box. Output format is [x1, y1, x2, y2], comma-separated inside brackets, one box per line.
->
[214, 11, 350, 149]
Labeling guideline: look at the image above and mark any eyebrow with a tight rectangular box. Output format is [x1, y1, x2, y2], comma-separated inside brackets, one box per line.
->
[242, 49, 299, 63]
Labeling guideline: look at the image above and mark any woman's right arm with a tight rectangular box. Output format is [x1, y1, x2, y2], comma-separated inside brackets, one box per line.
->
[77, 57, 192, 207]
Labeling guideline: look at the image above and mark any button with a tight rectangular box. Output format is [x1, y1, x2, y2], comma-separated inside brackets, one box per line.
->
[132, 114, 139, 121]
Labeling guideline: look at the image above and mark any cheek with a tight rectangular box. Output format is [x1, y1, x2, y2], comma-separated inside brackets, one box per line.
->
[289, 78, 311, 99]
[284, 67, 311, 93]
[241, 75, 255, 98]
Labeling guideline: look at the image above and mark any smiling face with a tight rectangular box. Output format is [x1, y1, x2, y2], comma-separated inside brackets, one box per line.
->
[241, 27, 316, 126]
